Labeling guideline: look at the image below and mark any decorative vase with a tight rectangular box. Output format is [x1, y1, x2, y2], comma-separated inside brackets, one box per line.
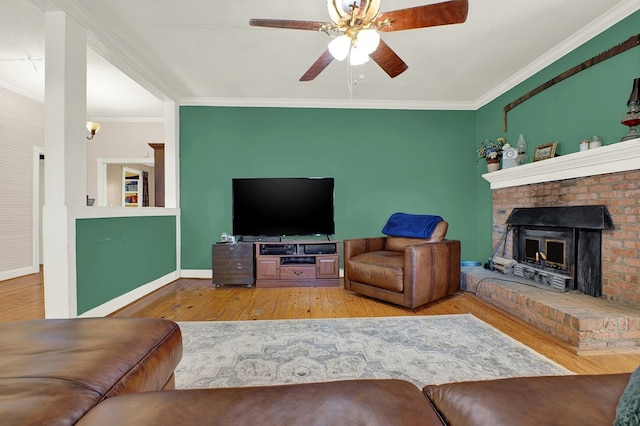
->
[486, 158, 500, 172]
[516, 134, 529, 165]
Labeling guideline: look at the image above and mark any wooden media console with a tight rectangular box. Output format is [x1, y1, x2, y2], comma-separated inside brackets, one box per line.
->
[254, 241, 340, 288]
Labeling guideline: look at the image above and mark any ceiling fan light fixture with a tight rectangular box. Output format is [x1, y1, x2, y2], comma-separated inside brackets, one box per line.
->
[355, 29, 380, 54]
[328, 35, 351, 61]
[349, 45, 370, 66]
[251, 0, 469, 81]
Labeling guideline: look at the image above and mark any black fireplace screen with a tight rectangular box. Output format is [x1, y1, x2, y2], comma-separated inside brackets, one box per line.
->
[523, 237, 566, 267]
[506, 206, 613, 297]
[545, 240, 565, 267]
[519, 227, 573, 274]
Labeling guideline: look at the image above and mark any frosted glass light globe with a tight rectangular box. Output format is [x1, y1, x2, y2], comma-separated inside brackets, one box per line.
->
[356, 29, 380, 54]
[349, 45, 370, 65]
[328, 35, 350, 61]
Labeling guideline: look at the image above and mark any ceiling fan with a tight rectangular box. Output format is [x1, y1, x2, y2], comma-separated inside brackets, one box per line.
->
[249, 0, 469, 82]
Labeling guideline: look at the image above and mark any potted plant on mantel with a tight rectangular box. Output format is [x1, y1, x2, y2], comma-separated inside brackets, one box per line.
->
[478, 138, 508, 172]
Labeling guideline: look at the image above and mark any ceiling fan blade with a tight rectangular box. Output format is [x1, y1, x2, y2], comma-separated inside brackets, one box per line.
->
[299, 50, 335, 81]
[249, 19, 331, 31]
[369, 39, 408, 78]
[376, 0, 468, 32]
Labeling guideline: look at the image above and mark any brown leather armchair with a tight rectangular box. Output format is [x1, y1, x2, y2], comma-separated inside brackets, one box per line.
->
[343, 221, 461, 309]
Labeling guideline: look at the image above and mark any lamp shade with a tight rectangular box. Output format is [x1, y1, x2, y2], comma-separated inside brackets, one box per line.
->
[86, 121, 101, 133]
[627, 77, 640, 109]
[328, 35, 350, 61]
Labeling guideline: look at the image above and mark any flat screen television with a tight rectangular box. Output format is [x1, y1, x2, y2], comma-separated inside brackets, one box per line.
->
[232, 177, 335, 237]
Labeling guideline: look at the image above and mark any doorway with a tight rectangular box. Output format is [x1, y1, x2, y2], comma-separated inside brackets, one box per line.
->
[33, 146, 45, 267]
[96, 157, 154, 207]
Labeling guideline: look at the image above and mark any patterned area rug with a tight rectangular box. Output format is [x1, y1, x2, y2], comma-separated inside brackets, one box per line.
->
[176, 314, 571, 389]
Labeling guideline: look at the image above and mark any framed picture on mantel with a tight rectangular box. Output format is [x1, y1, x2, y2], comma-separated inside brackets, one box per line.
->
[533, 142, 557, 162]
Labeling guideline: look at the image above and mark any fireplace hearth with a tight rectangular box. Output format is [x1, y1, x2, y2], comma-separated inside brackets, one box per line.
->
[479, 148, 639, 349]
[505, 206, 613, 297]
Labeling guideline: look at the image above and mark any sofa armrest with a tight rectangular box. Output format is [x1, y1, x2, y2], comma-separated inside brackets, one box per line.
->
[344, 237, 386, 260]
[423, 373, 630, 426]
[404, 239, 461, 307]
[343, 237, 387, 289]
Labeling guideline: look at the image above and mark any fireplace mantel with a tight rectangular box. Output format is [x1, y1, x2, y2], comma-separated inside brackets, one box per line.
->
[482, 137, 640, 189]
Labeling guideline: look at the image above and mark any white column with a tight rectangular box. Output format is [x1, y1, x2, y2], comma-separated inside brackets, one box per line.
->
[43, 11, 87, 318]
[163, 101, 179, 209]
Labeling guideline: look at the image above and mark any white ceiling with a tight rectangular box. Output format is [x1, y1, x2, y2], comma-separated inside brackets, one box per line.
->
[1, 0, 638, 120]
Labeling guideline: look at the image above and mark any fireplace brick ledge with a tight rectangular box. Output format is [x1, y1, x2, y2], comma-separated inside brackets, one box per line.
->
[482, 136, 640, 189]
[462, 267, 640, 352]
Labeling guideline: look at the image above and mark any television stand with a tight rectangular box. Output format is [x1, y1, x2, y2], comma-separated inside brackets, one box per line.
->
[254, 241, 340, 288]
[240, 235, 281, 243]
[211, 242, 255, 288]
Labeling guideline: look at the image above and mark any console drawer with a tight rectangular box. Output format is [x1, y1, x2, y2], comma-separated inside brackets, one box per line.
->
[280, 265, 316, 280]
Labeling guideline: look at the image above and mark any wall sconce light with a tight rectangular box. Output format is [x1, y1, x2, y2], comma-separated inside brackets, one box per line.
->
[86, 121, 101, 140]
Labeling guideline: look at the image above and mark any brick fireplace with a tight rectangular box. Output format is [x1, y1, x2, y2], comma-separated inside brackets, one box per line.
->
[464, 138, 640, 351]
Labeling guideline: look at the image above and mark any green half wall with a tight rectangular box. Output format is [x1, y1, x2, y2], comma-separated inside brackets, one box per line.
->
[76, 215, 177, 314]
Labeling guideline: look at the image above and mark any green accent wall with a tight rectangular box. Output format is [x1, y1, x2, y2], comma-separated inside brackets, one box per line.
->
[474, 10, 640, 261]
[76, 215, 177, 314]
[180, 107, 478, 269]
[179, 11, 639, 272]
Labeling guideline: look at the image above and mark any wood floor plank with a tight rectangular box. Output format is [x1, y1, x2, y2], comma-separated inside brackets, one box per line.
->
[0, 269, 44, 322]
[2, 271, 639, 375]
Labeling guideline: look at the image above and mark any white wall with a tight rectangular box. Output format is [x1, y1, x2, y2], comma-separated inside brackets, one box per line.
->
[0, 86, 164, 281]
[87, 121, 164, 201]
[0, 86, 44, 280]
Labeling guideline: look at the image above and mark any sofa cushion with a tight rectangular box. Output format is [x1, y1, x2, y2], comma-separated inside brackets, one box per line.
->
[77, 379, 446, 426]
[0, 318, 183, 426]
[615, 366, 640, 426]
[385, 221, 448, 253]
[0, 378, 101, 426]
[347, 251, 404, 292]
[423, 373, 630, 426]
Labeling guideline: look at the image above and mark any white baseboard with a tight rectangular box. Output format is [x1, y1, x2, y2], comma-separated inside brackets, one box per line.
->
[181, 269, 213, 279]
[79, 270, 181, 317]
[0, 265, 40, 282]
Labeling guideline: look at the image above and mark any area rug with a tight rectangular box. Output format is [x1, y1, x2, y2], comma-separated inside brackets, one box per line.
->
[175, 314, 571, 389]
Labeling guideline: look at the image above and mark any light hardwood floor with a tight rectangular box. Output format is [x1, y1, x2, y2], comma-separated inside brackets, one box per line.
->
[2, 271, 639, 375]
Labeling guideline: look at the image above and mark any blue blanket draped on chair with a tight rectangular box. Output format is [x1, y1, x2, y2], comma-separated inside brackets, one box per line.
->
[382, 213, 443, 238]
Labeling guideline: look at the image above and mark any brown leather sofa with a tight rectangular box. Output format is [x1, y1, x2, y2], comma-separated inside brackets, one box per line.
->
[423, 373, 631, 426]
[344, 221, 461, 308]
[77, 379, 443, 426]
[2, 317, 631, 425]
[0, 317, 182, 426]
[77, 373, 631, 425]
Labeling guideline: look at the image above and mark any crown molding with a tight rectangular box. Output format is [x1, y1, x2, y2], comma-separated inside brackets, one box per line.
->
[34, 0, 182, 103]
[180, 97, 477, 111]
[89, 117, 165, 123]
[473, 1, 640, 109]
[28, 0, 640, 114]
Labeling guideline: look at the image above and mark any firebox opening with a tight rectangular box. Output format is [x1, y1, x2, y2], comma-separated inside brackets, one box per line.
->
[545, 240, 565, 267]
[524, 239, 539, 261]
[504, 205, 613, 297]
